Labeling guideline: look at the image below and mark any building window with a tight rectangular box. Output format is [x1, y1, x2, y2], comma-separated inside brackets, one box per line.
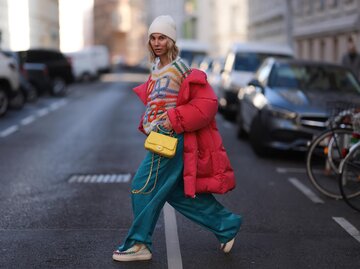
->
[320, 39, 325, 61]
[328, 0, 338, 8]
[317, 0, 325, 10]
[333, 36, 338, 63]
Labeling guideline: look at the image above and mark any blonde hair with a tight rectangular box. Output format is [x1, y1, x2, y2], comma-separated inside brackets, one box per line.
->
[147, 37, 179, 64]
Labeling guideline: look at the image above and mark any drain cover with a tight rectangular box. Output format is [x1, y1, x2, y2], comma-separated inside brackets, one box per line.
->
[68, 173, 131, 183]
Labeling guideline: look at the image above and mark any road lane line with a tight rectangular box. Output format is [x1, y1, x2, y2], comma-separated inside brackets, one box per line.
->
[288, 177, 324, 204]
[277, 167, 306, 174]
[20, 115, 36, 126]
[37, 108, 49, 117]
[164, 203, 183, 269]
[0, 125, 19, 138]
[333, 217, 360, 243]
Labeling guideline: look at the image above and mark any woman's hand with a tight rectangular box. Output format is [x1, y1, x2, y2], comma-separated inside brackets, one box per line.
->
[159, 112, 173, 130]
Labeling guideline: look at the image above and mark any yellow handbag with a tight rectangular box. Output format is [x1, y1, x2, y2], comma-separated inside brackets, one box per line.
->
[144, 130, 178, 158]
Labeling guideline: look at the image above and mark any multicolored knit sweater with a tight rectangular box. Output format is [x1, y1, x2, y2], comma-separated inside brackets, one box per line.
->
[142, 57, 190, 134]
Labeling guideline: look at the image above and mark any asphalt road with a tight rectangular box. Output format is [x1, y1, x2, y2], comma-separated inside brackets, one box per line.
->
[0, 73, 359, 269]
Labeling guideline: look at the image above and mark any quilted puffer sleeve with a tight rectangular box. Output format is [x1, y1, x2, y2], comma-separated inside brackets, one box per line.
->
[168, 81, 218, 133]
[133, 75, 151, 105]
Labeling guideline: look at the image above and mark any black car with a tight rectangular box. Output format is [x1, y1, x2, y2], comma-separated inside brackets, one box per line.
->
[236, 58, 360, 155]
[17, 49, 74, 96]
[4, 50, 53, 97]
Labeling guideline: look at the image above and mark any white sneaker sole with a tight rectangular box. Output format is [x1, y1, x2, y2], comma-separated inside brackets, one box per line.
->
[112, 252, 152, 262]
[220, 238, 235, 253]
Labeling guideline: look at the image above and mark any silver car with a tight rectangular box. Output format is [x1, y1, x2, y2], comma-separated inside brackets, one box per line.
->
[237, 58, 360, 156]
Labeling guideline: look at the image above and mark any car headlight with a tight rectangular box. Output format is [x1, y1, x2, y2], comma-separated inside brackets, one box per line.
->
[265, 106, 297, 120]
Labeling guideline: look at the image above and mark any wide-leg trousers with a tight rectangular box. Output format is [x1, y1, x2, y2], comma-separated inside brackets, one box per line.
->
[118, 132, 242, 252]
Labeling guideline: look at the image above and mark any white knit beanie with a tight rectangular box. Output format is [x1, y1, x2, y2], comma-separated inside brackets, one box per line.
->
[148, 15, 177, 42]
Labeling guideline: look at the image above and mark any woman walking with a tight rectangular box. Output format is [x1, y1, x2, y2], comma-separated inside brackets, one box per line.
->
[113, 15, 242, 262]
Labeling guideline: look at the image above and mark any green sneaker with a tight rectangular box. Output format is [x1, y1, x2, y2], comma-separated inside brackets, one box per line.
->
[112, 244, 152, 262]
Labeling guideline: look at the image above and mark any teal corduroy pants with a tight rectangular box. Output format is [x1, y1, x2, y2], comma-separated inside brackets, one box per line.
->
[119, 132, 242, 252]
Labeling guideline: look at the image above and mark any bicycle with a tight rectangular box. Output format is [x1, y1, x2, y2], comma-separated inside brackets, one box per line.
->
[306, 102, 358, 199]
[338, 112, 360, 212]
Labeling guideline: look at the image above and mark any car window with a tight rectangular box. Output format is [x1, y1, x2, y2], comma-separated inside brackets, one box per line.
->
[180, 50, 207, 67]
[233, 52, 292, 72]
[25, 50, 65, 63]
[269, 63, 360, 93]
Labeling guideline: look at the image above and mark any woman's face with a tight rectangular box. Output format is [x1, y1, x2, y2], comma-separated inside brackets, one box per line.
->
[150, 33, 168, 57]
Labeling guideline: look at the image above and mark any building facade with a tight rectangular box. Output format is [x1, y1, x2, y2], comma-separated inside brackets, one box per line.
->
[0, 0, 10, 49]
[28, 0, 60, 49]
[293, 0, 360, 63]
[208, 0, 248, 56]
[247, 0, 360, 64]
[93, 0, 147, 65]
[0, 0, 59, 50]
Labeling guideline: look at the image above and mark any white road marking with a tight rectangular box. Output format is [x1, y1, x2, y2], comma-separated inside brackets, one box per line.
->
[56, 99, 68, 107]
[49, 102, 61, 111]
[164, 203, 183, 269]
[277, 167, 326, 175]
[277, 167, 307, 174]
[68, 174, 132, 183]
[333, 217, 360, 243]
[37, 108, 49, 117]
[0, 125, 19, 138]
[288, 177, 324, 204]
[1, 100, 68, 135]
[20, 115, 36, 126]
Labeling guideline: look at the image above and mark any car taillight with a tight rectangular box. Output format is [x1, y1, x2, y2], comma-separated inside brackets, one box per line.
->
[66, 56, 72, 66]
[20, 64, 28, 78]
[43, 66, 49, 76]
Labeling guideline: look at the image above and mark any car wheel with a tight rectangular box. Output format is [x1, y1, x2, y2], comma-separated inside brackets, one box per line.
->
[9, 90, 25, 110]
[0, 88, 9, 117]
[236, 106, 247, 139]
[26, 86, 38, 103]
[52, 77, 67, 96]
[81, 72, 92, 82]
[249, 114, 268, 157]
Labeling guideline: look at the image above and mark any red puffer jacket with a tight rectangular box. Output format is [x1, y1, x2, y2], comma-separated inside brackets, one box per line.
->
[133, 69, 236, 198]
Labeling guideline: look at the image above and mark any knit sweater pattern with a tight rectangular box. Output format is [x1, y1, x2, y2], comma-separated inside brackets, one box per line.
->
[142, 57, 190, 134]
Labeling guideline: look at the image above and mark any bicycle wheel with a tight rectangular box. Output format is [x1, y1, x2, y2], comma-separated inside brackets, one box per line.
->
[339, 144, 360, 212]
[306, 128, 353, 199]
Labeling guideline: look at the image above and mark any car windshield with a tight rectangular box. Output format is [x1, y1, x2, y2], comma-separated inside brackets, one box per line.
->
[269, 63, 360, 93]
[180, 50, 207, 67]
[233, 52, 291, 72]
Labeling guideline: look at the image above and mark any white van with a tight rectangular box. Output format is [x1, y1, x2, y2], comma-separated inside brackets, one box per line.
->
[177, 39, 210, 67]
[219, 42, 294, 118]
[85, 45, 111, 74]
[65, 50, 98, 81]
[65, 45, 111, 82]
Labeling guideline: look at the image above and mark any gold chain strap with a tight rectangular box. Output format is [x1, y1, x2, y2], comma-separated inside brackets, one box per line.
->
[131, 153, 162, 194]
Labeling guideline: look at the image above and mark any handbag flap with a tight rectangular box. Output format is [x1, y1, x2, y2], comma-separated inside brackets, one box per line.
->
[146, 131, 177, 150]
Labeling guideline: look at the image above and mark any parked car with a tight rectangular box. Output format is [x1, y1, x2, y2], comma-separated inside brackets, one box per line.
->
[0, 51, 22, 115]
[177, 39, 210, 67]
[86, 45, 111, 74]
[219, 42, 294, 119]
[237, 58, 360, 155]
[200, 56, 225, 98]
[65, 50, 98, 82]
[16, 48, 74, 96]
[23, 63, 53, 96]
[4, 50, 53, 96]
